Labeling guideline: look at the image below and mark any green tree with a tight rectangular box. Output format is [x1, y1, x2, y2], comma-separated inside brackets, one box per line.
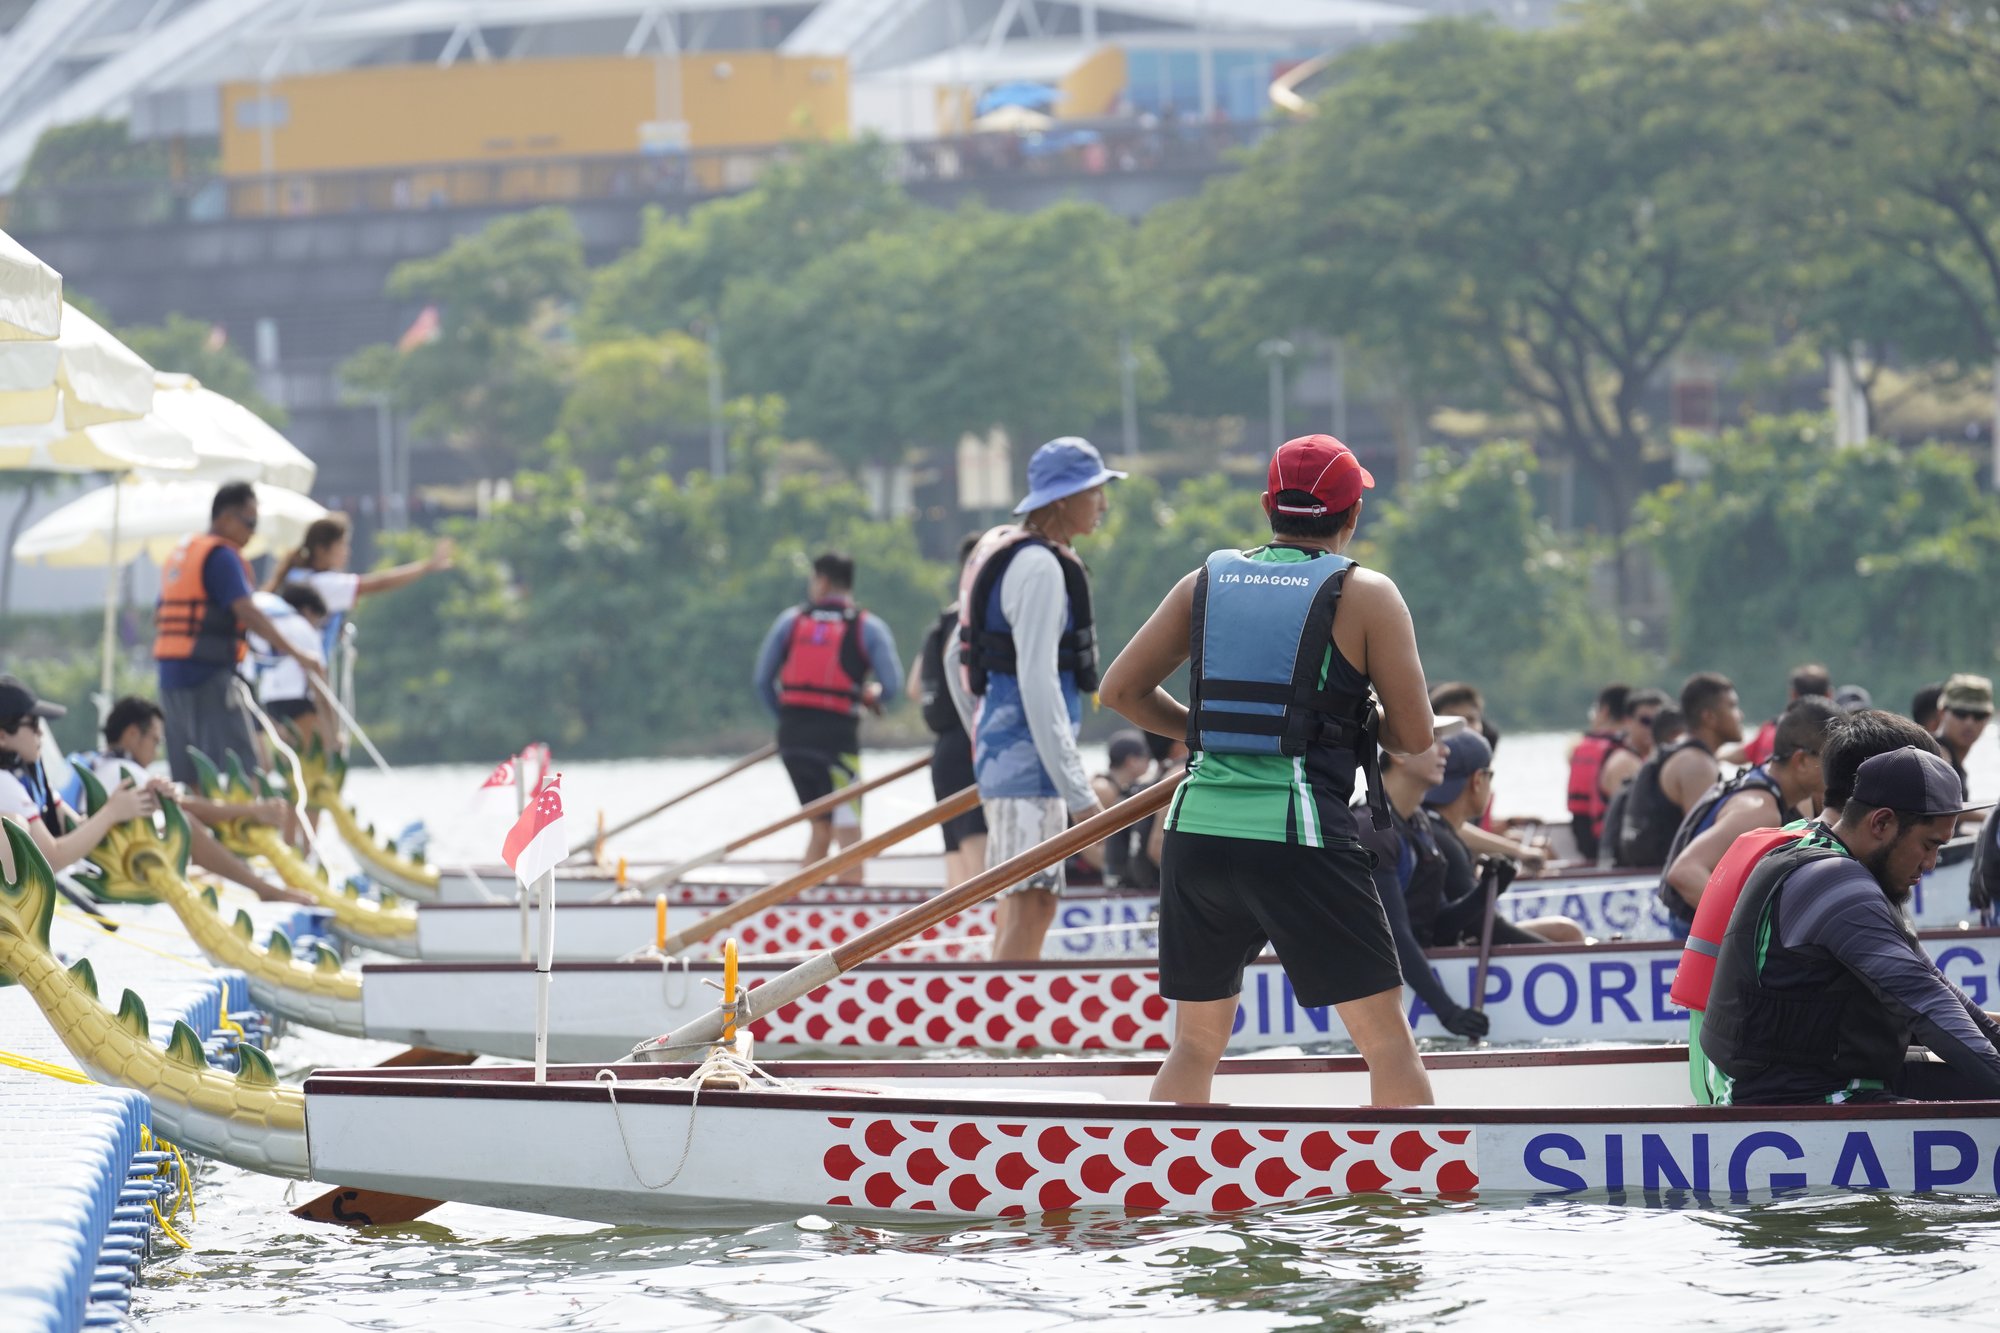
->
[119, 313, 285, 425]
[1178, 12, 1779, 597]
[1641, 416, 2000, 715]
[550, 333, 712, 473]
[340, 208, 585, 469]
[581, 140, 913, 340]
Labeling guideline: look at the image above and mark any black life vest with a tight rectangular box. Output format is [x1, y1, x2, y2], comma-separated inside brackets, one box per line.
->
[1973, 805, 2000, 921]
[1655, 764, 1786, 924]
[917, 608, 964, 737]
[776, 599, 869, 715]
[1615, 737, 1713, 868]
[1395, 805, 1451, 945]
[957, 527, 1098, 696]
[1100, 776, 1161, 889]
[1700, 840, 1913, 1099]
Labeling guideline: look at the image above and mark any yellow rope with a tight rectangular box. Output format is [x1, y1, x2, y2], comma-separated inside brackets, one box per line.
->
[0, 1046, 91, 1084]
[217, 1012, 246, 1041]
[0, 1051, 195, 1248]
[55, 907, 215, 975]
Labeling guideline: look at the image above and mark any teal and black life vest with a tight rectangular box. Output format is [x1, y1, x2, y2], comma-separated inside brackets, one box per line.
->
[1186, 545, 1388, 829]
[1656, 764, 1786, 924]
[1699, 839, 1911, 1099]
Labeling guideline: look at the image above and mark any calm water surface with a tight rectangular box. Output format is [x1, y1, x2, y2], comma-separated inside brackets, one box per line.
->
[130, 730, 2000, 1329]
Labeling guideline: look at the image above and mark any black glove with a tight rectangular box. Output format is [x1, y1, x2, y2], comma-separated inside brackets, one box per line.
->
[1438, 1004, 1490, 1039]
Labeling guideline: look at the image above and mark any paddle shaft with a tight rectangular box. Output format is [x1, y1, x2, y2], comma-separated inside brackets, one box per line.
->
[659, 785, 981, 954]
[635, 753, 928, 891]
[566, 743, 778, 860]
[645, 775, 1179, 1053]
[1469, 858, 1517, 1016]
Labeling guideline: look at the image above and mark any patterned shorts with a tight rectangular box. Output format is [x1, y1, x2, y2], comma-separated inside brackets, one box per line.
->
[985, 796, 1069, 899]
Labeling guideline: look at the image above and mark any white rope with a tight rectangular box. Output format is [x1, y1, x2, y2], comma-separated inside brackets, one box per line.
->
[595, 1040, 791, 1191]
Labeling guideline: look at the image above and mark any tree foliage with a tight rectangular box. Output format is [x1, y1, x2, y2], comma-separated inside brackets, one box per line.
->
[119, 313, 285, 425]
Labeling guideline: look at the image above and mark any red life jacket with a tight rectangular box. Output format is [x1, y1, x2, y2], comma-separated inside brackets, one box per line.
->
[776, 599, 869, 715]
[1565, 731, 1626, 833]
[1669, 823, 1805, 1012]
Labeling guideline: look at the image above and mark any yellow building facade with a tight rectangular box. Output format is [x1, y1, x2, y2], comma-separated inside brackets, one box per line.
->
[219, 53, 849, 177]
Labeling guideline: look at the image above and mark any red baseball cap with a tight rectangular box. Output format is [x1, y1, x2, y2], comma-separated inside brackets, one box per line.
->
[1265, 434, 1375, 516]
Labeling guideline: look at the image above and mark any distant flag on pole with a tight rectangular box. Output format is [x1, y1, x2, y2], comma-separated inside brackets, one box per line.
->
[478, 756, 517, 791]
[397, 304, 441, 353]
[502, 773, 567, 888]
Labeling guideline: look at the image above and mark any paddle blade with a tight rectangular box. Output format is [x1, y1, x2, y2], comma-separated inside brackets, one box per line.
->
[292, 1186, 443, 1228]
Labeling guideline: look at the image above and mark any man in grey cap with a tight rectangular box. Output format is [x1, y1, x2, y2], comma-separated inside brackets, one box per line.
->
[1932, 672, 1992, 794]
[1702, 745, 2000, 1104]
[948, 436, 1124, 960]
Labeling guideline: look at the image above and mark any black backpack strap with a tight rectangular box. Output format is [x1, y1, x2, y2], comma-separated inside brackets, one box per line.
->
[1184, 562, 1211, 752]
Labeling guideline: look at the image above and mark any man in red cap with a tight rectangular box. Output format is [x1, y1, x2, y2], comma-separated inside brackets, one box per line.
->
[1101, 435, 1442, 1107]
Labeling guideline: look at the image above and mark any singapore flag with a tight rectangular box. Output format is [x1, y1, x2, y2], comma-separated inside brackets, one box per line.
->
[502, 774, 567, 889]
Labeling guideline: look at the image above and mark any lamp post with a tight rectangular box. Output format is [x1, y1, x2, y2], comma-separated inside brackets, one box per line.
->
[1258, 338, 1294, 451]
[1119, 330, 1141, 457]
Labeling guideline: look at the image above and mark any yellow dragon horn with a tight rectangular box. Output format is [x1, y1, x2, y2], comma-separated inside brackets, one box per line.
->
[186, 747, 228, 800]
[163, 1020, 208, 1069]
[237, 1042, 279, 1087]
[115, 989, 150, 1039]
[68, 957, 98, 999]
[0, 819, 58, 969]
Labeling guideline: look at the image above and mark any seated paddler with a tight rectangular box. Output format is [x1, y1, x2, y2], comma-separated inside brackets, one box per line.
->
[1701, 745, 2000, 1105]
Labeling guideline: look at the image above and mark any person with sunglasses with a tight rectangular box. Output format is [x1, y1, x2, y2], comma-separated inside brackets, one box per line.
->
[1932, 674, 1992, 801]
[0, 676, 156, 872]
[1659, 695, 1841, 934]
[154, 482, 325, 787]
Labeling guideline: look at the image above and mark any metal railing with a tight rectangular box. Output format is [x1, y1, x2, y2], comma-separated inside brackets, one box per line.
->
[1, 121, 1275, 234]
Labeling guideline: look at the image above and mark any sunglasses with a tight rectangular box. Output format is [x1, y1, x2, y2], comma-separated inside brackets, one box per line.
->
[1632, 713, 1659, 727]
[1949, 708, 1990, 721]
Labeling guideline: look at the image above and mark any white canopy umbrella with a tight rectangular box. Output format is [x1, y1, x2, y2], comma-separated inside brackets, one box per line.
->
[0, 301, 153, 438]
[147, 373, 316, 491]
[0, 230, 62, 342]
[13, 478, 326, 568]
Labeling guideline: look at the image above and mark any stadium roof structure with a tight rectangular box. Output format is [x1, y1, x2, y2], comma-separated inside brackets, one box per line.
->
[0, 0, 1425, 185]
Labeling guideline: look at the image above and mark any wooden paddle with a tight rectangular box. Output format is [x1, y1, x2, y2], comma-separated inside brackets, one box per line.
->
[291, 1048, 478, 1227]
[630, 753, 930, 893]
[1468, 856, 1519, 1022]
[634, 775, 1181, 1057]
[657, 786, 981, 954]
[564, 743, 778, 862]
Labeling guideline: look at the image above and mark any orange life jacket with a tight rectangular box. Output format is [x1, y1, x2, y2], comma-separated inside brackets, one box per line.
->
[1669, 823, 1804, 1012]
[153, 532, 252, 665]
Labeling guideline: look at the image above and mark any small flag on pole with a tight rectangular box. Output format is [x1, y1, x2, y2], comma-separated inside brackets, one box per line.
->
[478, 756, 517, 791]
[502, 773, 567, 888]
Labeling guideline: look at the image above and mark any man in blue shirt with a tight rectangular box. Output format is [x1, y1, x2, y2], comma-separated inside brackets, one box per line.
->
[153, 483, 323, 786]
[753, 552, 903, 866]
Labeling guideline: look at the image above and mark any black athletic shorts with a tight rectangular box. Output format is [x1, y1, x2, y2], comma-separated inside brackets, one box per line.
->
[780, 748, 859, 821]
[929, 731, 986, 851]
[1158, 829, 1403, 1009]
[263, 697, 317, 721]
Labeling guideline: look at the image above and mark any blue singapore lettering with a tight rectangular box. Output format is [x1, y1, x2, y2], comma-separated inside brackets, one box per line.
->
[1524, 964, 1579, 1025]
[1933, 945, 1990, 1007]
[1650, 958, 1680, 1021]
[1590, 962, 1641, 1024]
[1641, 1133, 1710, 1193]
[1524, 1132, 1589, 1193]
[1832, 1133, 1889, 1191]
[1914, 1130, 1980, 1193]
[1727, 1131, 1807, 1197]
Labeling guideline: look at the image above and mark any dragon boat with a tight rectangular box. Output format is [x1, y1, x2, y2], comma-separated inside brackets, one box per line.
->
[301, 1045, 2000, 1222]
[351, 925, 2000, 1061]
[0, 822, 310, 1178]
[62, 773, 368, 1036]
[270, 733, 442, 899]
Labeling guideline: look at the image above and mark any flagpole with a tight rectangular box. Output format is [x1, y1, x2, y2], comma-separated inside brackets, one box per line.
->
[516, 757, 531, 963]
[533, 864, 556, 1084]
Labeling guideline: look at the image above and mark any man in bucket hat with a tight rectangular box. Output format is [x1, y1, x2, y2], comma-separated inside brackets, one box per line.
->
[946, 437, 1125, 961]
[1099, 434, 1442, 1107]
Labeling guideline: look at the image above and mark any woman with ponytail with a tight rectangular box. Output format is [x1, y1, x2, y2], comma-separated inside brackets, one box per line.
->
[265, 513, 453, 661]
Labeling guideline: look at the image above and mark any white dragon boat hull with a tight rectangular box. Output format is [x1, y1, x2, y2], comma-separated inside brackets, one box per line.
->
[412, 891, 1160, 962]
[427, 854, 952, 904]
[302, 1046, 2000, 1223]
[355, 928, 2000, 1062]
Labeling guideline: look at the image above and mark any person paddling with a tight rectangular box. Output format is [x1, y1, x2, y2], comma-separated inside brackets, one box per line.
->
[1701, 745, 2000, 1105]
[1614, 672, 1742, 868]
[1658, 696, 1840, 936]
[1566, 683, 1630, 862]
[1100, 433, 1436, 1107]
[754, 552, 903, 869]
[946, 438, 1121, 962]
[1422, 732, 1584, 943]
[1673, 709, 1940, 1103]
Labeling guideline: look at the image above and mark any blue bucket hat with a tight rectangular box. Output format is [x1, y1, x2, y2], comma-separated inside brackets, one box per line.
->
[1014, 436, 1127, 515]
